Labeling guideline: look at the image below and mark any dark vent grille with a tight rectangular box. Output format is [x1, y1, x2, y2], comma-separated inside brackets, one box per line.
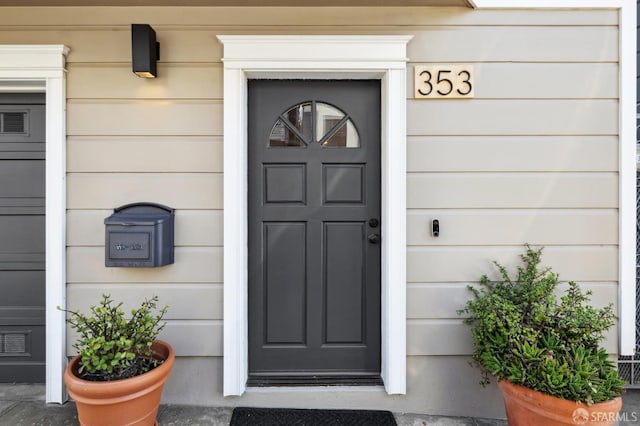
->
[618, 171, 640, 387]
[0, 112, 26, 134]
[0, 332, 27, 354]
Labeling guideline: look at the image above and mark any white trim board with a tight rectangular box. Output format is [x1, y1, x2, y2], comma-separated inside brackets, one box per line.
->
[218, 35, 412, 396]
[0, 45, 69, 403]
[471, 0, 637, 356]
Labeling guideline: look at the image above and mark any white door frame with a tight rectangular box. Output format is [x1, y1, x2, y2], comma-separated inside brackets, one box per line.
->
[472, 0, 637, 357]
[218, 35, 412, 396]
[0, 45, 69, 403]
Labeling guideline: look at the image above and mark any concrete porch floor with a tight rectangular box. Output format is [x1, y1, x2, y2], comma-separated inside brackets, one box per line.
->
[1, 383, 639, 425]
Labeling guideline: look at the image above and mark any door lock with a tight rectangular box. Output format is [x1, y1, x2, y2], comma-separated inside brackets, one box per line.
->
[368, 218, 379, 228]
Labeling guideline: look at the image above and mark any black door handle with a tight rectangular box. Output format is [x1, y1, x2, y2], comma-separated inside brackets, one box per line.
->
[368, 233, 380, 244]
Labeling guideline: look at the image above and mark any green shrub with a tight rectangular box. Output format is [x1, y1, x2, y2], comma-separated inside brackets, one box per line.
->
[61, 294, 168, 381]
[458, 245, 625, 405]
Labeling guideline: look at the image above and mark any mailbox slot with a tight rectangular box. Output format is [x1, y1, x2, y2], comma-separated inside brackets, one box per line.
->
[105, 202, 174, 267]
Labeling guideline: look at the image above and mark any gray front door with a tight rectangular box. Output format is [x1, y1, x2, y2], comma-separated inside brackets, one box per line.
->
[248, 80, 381, 384]
[0, 93, 46, 382]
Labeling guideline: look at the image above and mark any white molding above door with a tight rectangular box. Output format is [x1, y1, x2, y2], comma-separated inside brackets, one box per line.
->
[218, 35, 412, 396]
[0, 44, 69, 403]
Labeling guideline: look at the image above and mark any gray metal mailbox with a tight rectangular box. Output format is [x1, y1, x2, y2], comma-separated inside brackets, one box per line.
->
[104, 202, 175, 267]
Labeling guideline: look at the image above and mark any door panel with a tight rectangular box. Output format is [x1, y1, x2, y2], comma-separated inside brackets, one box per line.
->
[324, 222, 365, 344]
[323, 164, 365, 204]
[248, 80, 381, 384]
[264, 222, 307, 345]
[263, 164, 306, 204]
[0, 93, 46, 383]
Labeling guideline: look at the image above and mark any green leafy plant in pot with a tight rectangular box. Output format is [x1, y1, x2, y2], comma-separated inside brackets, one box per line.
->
[458, 245, 624, 425]
[61, 294, 175, 426]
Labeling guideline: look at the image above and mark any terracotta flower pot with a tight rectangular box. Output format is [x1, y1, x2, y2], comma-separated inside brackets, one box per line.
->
[64, 340, 175, 426]
[498, 380, 622, 426]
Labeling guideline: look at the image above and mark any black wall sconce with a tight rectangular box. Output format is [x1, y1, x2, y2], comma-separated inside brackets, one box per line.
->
[131, 24, 160, 78]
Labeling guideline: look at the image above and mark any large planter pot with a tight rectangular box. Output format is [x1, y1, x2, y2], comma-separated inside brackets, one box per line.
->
[64, 340, 175, 426]
[498, 380, 622, 426]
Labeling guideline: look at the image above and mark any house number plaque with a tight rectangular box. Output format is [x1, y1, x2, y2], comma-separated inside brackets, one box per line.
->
[414, 65, 474, 99]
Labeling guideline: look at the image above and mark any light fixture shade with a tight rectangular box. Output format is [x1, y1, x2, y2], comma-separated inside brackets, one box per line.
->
[131, 24, 160, 78]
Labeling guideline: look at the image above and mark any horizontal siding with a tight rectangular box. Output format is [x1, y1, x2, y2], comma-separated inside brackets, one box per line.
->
[69, 62, 618, 101]
[67, 247, 223, 283]
[0, 30, 221, 63]
[407, 136, 618, 172]
[67, 64, 223, 100]
[408, 27, 618, 63]
[407, 280, 619, 356]
[63, 317, 624, 360]
[67, 173, 223, 209]
[407, 100, 618, 136]
[407, 246, 618, 283]
[67, 136, 223, 173]
[407, 282, 618, 319]
[67, 210, 223, 246]
[0, 28, 619, 64]
[67, 101, 223, 136]
[160, 320, 222, 356]
[407, 210, 618, 246]
[407, 173, 618, 209]
[67, 283, 223, 320]
[407, 320, 471, 355]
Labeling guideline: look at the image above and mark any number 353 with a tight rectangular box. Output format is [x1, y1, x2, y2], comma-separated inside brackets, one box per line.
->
[414, 65, 474, 99]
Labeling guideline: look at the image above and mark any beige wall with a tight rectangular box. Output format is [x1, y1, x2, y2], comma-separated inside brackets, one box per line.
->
[0, 6, 620, 417]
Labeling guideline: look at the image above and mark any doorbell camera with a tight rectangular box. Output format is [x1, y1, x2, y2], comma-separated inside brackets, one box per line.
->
[432, 219, 440, 237]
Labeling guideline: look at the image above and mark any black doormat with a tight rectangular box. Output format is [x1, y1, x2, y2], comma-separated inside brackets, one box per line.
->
[230, 407, 397, 426]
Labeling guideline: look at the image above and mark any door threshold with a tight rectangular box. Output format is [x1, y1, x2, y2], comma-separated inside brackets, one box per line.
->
[247, 375, 383, 387]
